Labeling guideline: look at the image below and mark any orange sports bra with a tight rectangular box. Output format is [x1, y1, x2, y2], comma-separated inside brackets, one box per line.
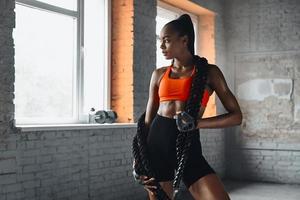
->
[158, 65, 210, 107]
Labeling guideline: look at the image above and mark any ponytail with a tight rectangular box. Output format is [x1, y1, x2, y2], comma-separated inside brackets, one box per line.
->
[165, 14, 195, 55]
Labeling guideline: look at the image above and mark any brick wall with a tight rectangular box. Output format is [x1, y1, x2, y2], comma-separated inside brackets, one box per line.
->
[0, 1, 17, 199]
[11, 128, 144, 200]
[0, 127, 226, 200]
[0, 0, 15, 134]
[0, 0, 227, 199]
[132, 0, 157, 121]
[111, 0, 134, 123]
[224, 0, 300, 183]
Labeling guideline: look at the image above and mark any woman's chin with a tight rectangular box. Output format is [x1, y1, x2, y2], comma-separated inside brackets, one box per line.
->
[164, 55, 173, 60]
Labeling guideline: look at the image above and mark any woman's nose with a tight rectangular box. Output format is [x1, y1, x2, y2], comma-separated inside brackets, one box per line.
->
[160, 42, 165, 49]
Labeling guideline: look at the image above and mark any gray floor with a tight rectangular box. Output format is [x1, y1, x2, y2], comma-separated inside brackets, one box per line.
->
[177, 179, 300, 200]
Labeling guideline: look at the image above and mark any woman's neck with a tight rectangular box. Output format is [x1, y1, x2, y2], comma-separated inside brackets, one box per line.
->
[173, 54, 194, 70]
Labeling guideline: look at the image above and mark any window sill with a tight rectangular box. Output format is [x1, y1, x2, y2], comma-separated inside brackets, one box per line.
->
[17, 123, 137, 132]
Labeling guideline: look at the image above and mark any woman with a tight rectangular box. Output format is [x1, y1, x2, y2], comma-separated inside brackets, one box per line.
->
[136, 14, 242, 200]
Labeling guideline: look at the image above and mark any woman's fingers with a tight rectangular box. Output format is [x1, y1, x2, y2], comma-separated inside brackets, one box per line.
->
[143, 177, 156, 185]
[140, 176, 154, 183]
[144, 186, 156, 196]
[137, 176, 158, 196]
[144, 184, 157, 189]
[140, 175, 149, 180]
[139, 176, 157, 190]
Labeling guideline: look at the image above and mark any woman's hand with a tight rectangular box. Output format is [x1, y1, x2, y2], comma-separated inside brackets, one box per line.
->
[139, 175, 157, 195]
[174, 111, 196, 132]
[132, 160, 157, 195]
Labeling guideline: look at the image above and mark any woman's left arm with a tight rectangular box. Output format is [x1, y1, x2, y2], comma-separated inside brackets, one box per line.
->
[196, 65, 242, 129]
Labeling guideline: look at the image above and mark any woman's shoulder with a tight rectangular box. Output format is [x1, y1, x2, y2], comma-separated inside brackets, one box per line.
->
[207, 64, 223, 76]
[156, 66, 169, 74]
[151, 66, 169, 86]
[206, 64, 227, 88]
[152, 66, 169, 79]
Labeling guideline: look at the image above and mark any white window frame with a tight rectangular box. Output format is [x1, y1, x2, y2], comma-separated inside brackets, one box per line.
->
[14, 0, 111, 125]
[156, 1, 198, 68]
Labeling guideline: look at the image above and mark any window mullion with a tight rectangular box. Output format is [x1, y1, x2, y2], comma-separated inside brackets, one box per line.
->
[77, 0, 84, 122]
[104, 0, 111, 110]
[16, 0, 78, 18]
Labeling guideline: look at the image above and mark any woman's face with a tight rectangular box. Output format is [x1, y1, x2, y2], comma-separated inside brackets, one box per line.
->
[159, 25, 188, 60]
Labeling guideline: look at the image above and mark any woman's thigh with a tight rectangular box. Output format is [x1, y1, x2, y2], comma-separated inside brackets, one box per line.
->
[147, 181, 174, 200]
[188, 173, 230, 200]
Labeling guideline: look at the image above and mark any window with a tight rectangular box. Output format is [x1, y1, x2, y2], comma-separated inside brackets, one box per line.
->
[14, 0, 110, 124]
[156, 2, 198, 68]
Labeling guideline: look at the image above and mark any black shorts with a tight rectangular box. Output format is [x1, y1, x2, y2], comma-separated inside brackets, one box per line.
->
[146, 113, 216, 189]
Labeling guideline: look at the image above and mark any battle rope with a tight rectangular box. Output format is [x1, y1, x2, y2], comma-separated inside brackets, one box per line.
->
[172, 56, 208, 199]
[132, 56, 209, 200]
[132, 112, 172, 200]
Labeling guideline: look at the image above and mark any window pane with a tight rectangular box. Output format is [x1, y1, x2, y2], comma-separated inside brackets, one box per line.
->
[156, 15, 173, 68]
[156, 16, 171, 36]
[84, 0, 106, 113]
[156, 36, 172, 68]
[37, 0, 77, 11]
[14, 5, 77, 121]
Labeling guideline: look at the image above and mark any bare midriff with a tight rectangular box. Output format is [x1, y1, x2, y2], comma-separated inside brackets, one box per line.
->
[157, 100, 206, 119]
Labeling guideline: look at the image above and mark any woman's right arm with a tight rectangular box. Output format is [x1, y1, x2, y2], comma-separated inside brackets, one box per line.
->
[145, 69, 161, 129]
[138, 69, 161, 195]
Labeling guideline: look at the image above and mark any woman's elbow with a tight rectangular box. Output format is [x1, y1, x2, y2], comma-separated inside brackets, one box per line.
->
[234, 111, 243, 125]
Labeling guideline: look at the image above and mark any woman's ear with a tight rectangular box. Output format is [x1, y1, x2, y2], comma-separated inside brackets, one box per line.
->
[181, 35, 189, 47]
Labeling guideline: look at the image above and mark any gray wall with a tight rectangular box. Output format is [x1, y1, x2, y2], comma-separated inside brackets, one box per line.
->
[0, 0, 226, 200]
[2, 127, 144, 200]
[133, 0, 157, 121]
[224, 0, 300, 184]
